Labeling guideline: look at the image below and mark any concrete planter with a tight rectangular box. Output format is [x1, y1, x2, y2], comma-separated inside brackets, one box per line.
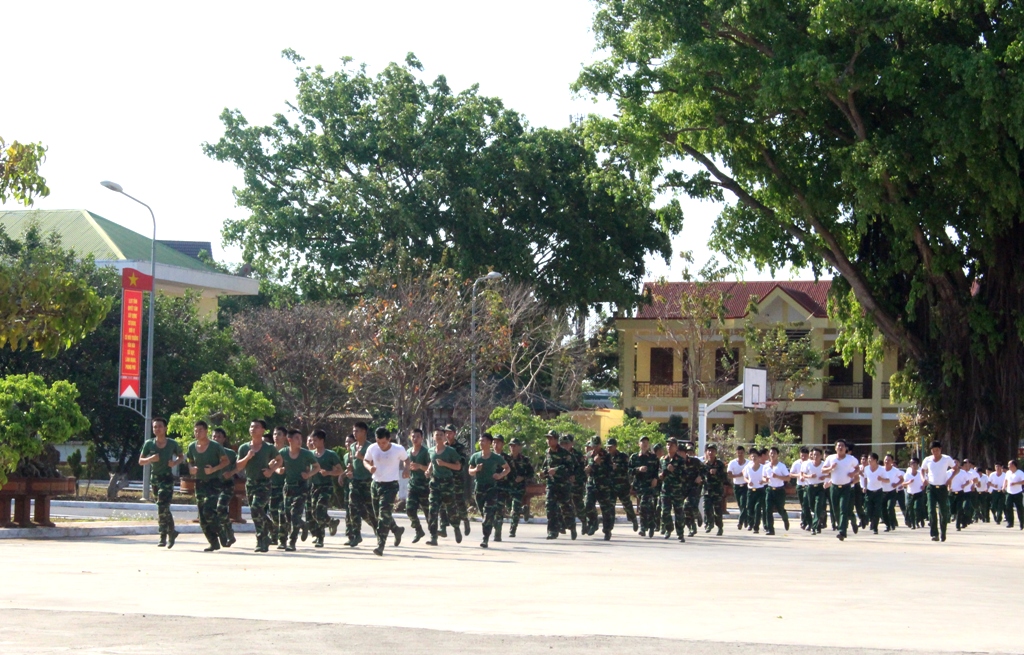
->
[1, 477, 77, 528]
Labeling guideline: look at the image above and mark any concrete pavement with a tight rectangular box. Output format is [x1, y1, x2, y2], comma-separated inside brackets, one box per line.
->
[1, 518, 1020, 654]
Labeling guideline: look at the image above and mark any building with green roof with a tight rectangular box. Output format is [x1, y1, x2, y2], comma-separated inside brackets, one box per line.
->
[0, 209, 258, 316]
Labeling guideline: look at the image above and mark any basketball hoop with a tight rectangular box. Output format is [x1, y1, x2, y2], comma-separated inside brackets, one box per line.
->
[742, 368, 769, 409]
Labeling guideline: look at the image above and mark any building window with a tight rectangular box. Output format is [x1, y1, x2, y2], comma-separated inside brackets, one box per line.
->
[829, 351, 854, 385]
[650, 347, 674, 385]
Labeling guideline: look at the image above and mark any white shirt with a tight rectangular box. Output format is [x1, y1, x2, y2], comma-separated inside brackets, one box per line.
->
[903, 469, 925, 494]
[824, 454, 859, 485]
[881, 466, 902, 492]
[802, 460, 825, 485]
[921, 454, 956, 486]
[949, 469, 970, 493]
[363, 442, 408, 482]
[1006, 469, 1024, 495]
[978, 473, 989, 493]
[767, 461, 789, 488]
[744, 463, 767, 489]
[989, 471, 1006, 492]
[964, 469, 979, 492]
[862, 465, 887, 492]
[727, 458, 748, 486]
[791, 459, 806, 486]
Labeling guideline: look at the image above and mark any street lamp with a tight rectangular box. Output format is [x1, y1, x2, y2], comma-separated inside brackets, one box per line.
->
[101, 181, 157, 501]
[470, 271, 502, 454]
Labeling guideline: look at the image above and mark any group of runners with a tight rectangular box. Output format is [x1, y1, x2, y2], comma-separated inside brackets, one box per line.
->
[137, 415, 1024, 554]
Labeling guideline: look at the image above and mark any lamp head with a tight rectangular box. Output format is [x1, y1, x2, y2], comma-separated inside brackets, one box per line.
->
[100, 180, 124, 193]
[484, 271, 503, 281]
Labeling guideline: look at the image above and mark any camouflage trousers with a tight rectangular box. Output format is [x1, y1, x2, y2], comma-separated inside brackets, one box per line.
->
[347, 479, 377, 541]
[492, 487, 509, 525]
[152, 474, 176, 535]
[371, 480, 401, 549]
[584, 485, 616, 535]
[572, 483, 587, 532]
[195, 480, 220, 544]
[216, 481, 235, 542]
[613, 484, 637, 523]
[702, 493, 724, 531]
[270, 484, 287, 544]
[308, 484, 333, 539]
[245, 480, 272, 544]
[660, 487, 686, 540]
[508, 487, 527, 527]
[636, 488, 659, 533]
[284, 481, 309, 542]
[683, 489, 701, 531]
[406, 482, 429, 534]
[545, 483, 575, 537]
[474, 486, 502, 538]
[428, 479, 459, 538]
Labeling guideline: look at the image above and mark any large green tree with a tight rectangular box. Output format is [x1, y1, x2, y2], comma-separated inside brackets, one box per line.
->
[578, 0, 1024, 461]
[204, 51, 680, 309]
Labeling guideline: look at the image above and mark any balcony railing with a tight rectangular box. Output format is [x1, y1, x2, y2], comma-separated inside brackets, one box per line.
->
[823, 383, 870, 400]
[632, 381, 736, 399]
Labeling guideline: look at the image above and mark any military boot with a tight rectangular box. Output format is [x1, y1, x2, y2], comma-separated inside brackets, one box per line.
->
[157, 532, 167, 547]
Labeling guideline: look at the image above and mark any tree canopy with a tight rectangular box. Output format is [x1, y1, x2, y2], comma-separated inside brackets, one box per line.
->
[0, 137, 49, 206]
[578, 0, 1024, 460]
[205, 51, 681, 308]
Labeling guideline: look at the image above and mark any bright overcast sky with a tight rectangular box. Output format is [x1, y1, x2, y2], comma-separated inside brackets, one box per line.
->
[2, 0, 809, 282]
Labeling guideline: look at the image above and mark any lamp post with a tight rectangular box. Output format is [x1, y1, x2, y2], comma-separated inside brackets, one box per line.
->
[470, 271, 502, 454]
[101, 181, 157, 501]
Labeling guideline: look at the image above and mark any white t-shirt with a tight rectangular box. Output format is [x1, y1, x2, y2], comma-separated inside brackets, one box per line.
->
[862, 465, 887, 492]
[978, 473, 989, 494]
[949, 469, 970, 493]
[802, 460, 825, 485]
[881, 466, 902, 492]
[1006, 469, 1024, 495]
[744, 463, 766, 489]
[363, 442, 409, 482]
[790, 459, 805, 485]
[921, 455, 956, 485]
[767, 461, 789, 488]
[989, 471, 1006, 492]
[903, 469, 924, 494]
[728, 458, 748, 486]
[824, 454, 859, 485]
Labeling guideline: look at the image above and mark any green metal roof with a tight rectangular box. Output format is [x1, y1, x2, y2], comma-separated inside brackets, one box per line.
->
[0, 209, 212, 272]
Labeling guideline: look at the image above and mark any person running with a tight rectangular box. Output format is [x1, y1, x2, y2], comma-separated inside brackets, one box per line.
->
[278, 429, 320, 552]
[583, 436, 616, 540]
[269, 427, 290, 549]
[900, 458, 926, 529]
[881, 454, 903, 531]
[138, 417, 183, 548]
[702, 444, 729, 536]
[491, 434, 511, 538]
[504, 437, 535, 538]
[822, 440, 860, 541]
[853, 454, 870, 530]
[542, 432, 577, 540]
[962, 459, 980, 528]
[727, 446, 750, 530]
[426, 429, 463, 546]
[1004, 459, 1024, 529]
[235, 419, 281, 553]
[989, 463, 1007, 525]
[469, 432, 511, 548]
[975, 467, 991, 524]
[800, 447, 827, 535]
[920, 440, 956, 542]
[763, 447, 789, 535]
[743, 449, 768, 535]
[659, 438, 688, 542]
[606, 438, 638, 531]
[630, 436, 660, 538]
[405, 428, 431, 543]
[861, 453, 887, 534]
[443, 424, 471, 537]
[309, 430, 343, 548]
[948, 459, 970, 532]
[211, 428, 237, 548]
[790, 447, 810, 530]
[185, 421, 230, 552]
[363, 427, 408, 556]
[345, 422, 378, 548]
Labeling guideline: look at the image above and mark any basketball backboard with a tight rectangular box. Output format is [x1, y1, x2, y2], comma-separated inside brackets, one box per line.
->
[743, 367, 768, 409]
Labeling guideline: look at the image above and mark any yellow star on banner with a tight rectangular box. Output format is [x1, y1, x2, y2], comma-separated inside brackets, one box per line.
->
[128, 273, 139, 287]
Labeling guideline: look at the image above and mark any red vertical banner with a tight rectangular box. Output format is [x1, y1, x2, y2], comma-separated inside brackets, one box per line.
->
[119, 289, 143, 399]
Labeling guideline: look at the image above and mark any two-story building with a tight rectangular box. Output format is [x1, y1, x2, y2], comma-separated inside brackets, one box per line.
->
[617, 280, 909, 448]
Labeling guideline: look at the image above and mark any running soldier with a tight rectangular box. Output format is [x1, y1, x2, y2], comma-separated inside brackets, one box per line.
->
[542, 431, 577, 540]
[801, 447, 828, 534]
[565, 435, 588, 535]
[702, 444, 728, 536]
[405, 428, 431, 543]
[235, 419, 281, 553]
[363, 427, 408, 556]
[790, 447, 810, 530]
[309, 430, 343, 548]
[211, 428, 237, 548]
[659, 438, 687, 542]
[606, 438, 638, 531]
[279, 429, 320, 551]
[491, 434, 511, 537]
[185, 421, 230, 552]
[345, 422, 378, 548]
[426, 429, 463, 545]
[468, 432, 510, 548]
[505, 437, 535, 537]
[727, 446, 750, 530]
[679, 444, 704, 537]
[900, 457, 926, 529]
[583, 436, 616, 540]
[138, 416, 183, 548]
[443, 424, 471, 536]
[630, 436, 660, 538]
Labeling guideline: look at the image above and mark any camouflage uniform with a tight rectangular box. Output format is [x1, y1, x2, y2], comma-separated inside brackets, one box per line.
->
[542, 438, 577, 539]
[347, 440, 378, 545]
[701, 455, 729, 534]
[446, 433, 470, 531]
[505, 446, 535, 536]
[270, 469, 287, 546]
[371, 480, 401, 550]
[679, 452, 704, 536]
[568, 443, 588, 534]
[607, 444, 637, 529]
[237, 440, 278, 552]
[470, 450, 507, 544]
[186, 440, 228, 550]
[309, 449, 342, 545]
[630, 448, 660, 537]
[216, 448, 238, 546]
[140, 437, 182, 542]
[584, 442, 616, 538]
[659, 450, 687, 542]
[406, 444, 431, 538]
[428, 444, 463, 542]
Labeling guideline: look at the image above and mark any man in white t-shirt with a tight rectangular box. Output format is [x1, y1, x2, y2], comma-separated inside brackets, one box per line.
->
[727, 446, 750, 530]
[800, 447, 828, 534]
[881, 454, 903, 531]
[989, 464, 1007, 524]
[975, 467, 990, 523]
[920, 440, 956, 541]
[763, 447, 790, 535]
[948, 460, 972, 531]
[900, 457, 926, 529]
[861, 453, 888, 534]
[790, 447, 810, 530]
[1004, 460, 1024, 529]
[363, 427, 409, 556]
[961, 459, 980, 528]
[822, 440, 860, 541]
[742, 449, 768, 534]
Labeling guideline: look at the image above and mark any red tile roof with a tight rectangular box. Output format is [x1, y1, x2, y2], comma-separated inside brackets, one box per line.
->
[629, 280, 832, 320]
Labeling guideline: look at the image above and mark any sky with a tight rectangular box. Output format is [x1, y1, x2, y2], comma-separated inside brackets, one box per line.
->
[1, 0, 809, 283]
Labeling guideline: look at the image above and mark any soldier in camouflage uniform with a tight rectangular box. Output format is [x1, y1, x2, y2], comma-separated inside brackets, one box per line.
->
[269, 427, 289, 548]
[310, 430, 343, 547]
[185, 421, 230, 552]
[630, 436, 660, 538]
[659, 438, 687, 542]
[341, 434, 356, 541]
[702, 443, 729, 536]
[345, 421, 378, 548]
[542, 431, 577, 539]
[138, 417, 183, 548]
[678, 443, 705, 537]
[427, 429, 463, 545]
[211, 428, 238, 548]
[405, 428, 431, 543]
[444, 424, 471, 536]
[606, 438, 638, 531]
[505, 437, 535, 537]
[562, 434, 588, 535]
[584, 436, 616, 540]
[652, 442, 666, 534]
[469, 433, 511, 548]
[491, 434, 511, 539]
[235, 419, 281, 553]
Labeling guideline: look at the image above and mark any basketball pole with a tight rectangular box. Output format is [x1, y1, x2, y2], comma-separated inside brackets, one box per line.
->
[698, 383, 744, 454]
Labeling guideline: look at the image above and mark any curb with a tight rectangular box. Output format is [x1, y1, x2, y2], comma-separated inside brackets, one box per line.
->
[0, 523, 256, 540]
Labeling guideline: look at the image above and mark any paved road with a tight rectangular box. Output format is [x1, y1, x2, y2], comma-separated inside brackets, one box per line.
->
[1, 520, 1019, 654]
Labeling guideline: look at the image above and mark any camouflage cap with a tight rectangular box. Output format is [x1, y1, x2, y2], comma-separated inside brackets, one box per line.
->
[443, 424, 457, 433]
[587, 436, 601, 447]
[666, 437, 678, 445]
[509, 437, 523, 446]
[683, 442, 695, 452]
[558, 435, 572, 444]
[565, 434, 575, 443]
[492, 434, 504, 442]
[545, 430, 560, 439]
[606, 437, 618, 446]
[638, 436, 650, 442]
